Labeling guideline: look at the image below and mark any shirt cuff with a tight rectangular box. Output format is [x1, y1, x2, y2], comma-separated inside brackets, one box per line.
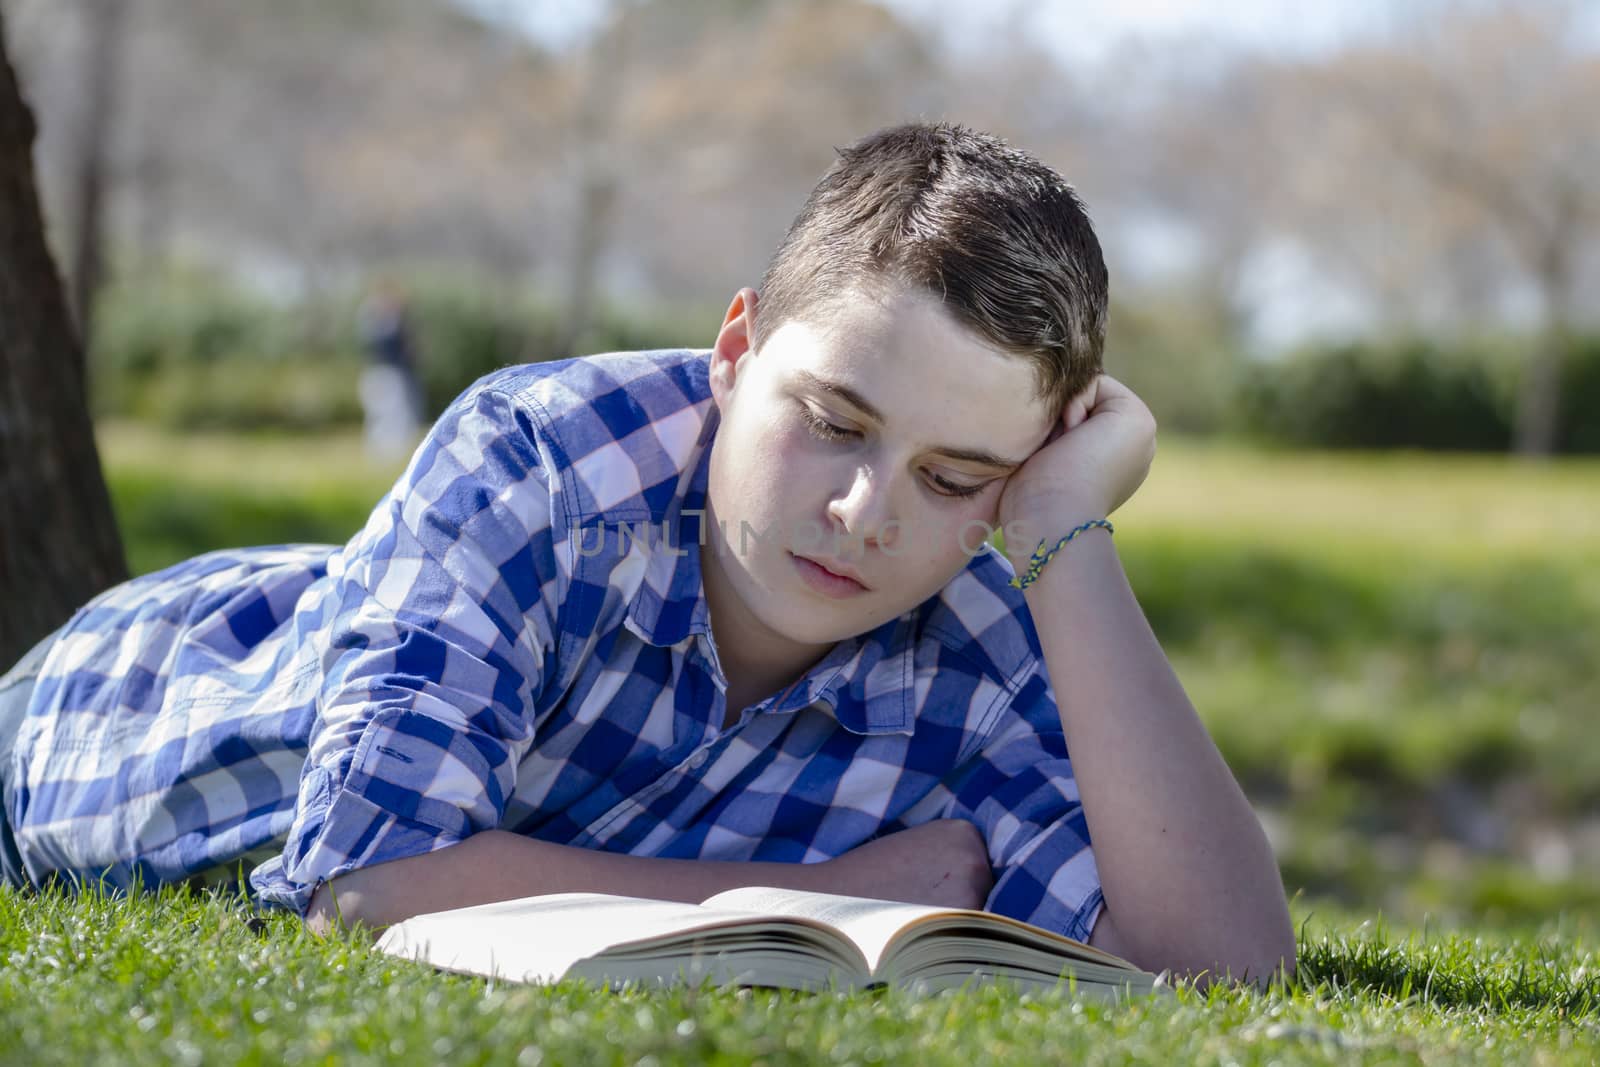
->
[247, 776, 468, 919]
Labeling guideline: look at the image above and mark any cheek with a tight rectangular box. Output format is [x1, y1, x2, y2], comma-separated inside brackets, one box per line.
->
[896, 502, 998, 572]
[761, 421, 832, 488]
[722, 417, 818, 519]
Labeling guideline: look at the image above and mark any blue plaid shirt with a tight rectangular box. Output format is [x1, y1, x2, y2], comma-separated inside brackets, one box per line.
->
[4, 350, 1102, 940]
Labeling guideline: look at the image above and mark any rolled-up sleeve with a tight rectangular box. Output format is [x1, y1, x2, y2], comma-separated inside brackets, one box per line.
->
[250, 383, 568, 916]
[942, 664, 1103, 944]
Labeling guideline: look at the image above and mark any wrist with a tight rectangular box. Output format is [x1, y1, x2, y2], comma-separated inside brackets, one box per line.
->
[1013, 523, 1118, 592]
[999, 506, 1111, 570]
[801, 851, 864, 897]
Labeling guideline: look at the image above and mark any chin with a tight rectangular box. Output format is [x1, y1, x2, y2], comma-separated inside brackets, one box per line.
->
[756, 606, 859, 646]
[784, 597, 910, 645]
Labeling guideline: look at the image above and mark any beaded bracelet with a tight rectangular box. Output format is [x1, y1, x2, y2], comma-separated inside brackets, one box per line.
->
[1007, 519, 1115, 589]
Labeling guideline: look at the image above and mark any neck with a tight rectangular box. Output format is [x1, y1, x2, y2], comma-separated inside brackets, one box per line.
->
[697, 524, 831, 711]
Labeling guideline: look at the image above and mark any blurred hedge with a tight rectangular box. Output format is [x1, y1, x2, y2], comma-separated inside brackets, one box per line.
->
[1105, 291, 1244, 436]
[89, 273, 717, 431]
[1233, 335, 1600, 454]
[89, 274, 1600, 452]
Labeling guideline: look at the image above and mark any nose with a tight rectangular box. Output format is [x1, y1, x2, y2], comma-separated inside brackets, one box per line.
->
[826, 465, 899, 553]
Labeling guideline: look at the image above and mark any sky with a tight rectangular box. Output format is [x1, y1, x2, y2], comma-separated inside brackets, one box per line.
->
[459, 0, 1390, 63]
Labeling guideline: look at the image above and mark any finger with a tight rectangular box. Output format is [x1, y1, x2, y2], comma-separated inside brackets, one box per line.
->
[1065, 397, 1088, 432]
[1090, 374, 1152, 418]
[1091, 373, 1135, 403]
[1064, 378, 1099, 431]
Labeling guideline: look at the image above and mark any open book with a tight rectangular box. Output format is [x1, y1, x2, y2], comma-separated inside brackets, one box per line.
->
[375, 885, 1159, 996]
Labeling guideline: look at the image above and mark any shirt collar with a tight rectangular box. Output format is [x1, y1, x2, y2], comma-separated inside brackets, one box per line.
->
[772, 613, 917, 735]
[620, 407, 719, 648]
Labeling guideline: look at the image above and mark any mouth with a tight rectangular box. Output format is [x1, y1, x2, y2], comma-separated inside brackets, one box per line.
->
[790, 553, 870, 595]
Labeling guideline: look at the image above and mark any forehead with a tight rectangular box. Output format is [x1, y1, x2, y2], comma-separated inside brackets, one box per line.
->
[763, 287, 1056, 455]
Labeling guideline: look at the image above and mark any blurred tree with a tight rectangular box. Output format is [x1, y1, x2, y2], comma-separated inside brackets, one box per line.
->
[1104, 288, 1244, 435]
[603, 0, 949, 302]
[1121, 42, 1279, 337]
[8, 0, 1010, 336]
[1231, 1, 1598, 456]
[0, 5, 127, 668]
[555, 0, 635, 359]
[1327, 2, 1597, 457]
[24, 0, 1592, 458]
[17, 0, 567, 285]
[65, 0, 124, 363]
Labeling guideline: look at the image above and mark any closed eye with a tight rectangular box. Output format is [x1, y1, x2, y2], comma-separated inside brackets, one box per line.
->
[799, 404, 989, 500]
[927, 473, 986, 499]
[798, 404, 859, 442]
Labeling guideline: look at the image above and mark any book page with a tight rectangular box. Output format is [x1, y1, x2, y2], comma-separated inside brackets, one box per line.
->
[701, 886, 1141, 979]
[702, 886, 968, 973]
[376, 892, 863, 985]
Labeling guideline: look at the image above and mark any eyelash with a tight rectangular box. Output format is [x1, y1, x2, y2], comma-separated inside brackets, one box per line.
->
[797, 406, 987, 500]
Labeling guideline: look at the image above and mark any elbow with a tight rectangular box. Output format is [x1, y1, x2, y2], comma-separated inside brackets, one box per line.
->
[1215, 880, 1299, 989]
[301, 836, 489, 938]
[304, 880, 352, 938]
[1209, 923, 1298, 991]
[1164, 917, 1296, 991]
[1236, 930, 1298, 990]
[303, 873, 389, 941]
[1251, 900, 1300, 987]
[1272, 925, 1300, 984]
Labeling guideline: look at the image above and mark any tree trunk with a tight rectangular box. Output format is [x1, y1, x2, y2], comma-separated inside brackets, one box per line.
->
[556, 10, 629, 360]
[1512, 325, 1566, 457]
[0, 7, 128, 669]
[1512, 253, 1571, 458]
[68, 0, 126, 367]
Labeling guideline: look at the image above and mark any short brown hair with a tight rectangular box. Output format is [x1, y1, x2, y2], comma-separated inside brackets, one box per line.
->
[754, 121, 1108, 414]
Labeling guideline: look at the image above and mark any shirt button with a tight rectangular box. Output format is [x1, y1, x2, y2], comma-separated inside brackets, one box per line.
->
[687, 749, 710, 770]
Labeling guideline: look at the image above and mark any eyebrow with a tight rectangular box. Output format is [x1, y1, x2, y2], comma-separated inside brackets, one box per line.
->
[791, 370, 1027, 471]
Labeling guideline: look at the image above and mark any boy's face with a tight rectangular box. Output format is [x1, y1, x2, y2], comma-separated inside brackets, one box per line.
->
[704, 282, 1059, 655]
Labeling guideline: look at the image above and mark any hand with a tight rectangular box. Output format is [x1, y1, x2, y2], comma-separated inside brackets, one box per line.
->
[817, 819, 994, 910]
[996, 373, 1157, 566]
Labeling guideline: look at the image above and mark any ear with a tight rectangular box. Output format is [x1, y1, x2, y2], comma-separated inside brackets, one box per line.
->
[709, 288, 759, 411]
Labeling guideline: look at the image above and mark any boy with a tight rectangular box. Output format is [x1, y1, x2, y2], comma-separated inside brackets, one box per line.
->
[0, 123, 1293, 984]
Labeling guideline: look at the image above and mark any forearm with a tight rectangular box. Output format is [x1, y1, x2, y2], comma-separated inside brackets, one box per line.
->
[1016, 527, 1294, 984]
[306, 829, 839, 936]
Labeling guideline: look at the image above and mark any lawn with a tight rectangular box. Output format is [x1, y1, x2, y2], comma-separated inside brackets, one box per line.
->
[0, 422, 1590, 1063]
[0, 883, 1594, 1065]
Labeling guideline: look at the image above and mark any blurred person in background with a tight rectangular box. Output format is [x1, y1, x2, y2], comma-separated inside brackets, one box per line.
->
[357, 279, 424, 459]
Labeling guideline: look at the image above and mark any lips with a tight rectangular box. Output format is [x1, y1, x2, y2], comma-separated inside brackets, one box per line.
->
[795, 554, 868, 589]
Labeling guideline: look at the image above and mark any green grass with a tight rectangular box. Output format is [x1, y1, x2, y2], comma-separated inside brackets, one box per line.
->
[24, 423, 1592, 1061]
[94, 424, 1600, 923]
[98, 422, 404, 575]
[0, 881, 1595, 1065]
